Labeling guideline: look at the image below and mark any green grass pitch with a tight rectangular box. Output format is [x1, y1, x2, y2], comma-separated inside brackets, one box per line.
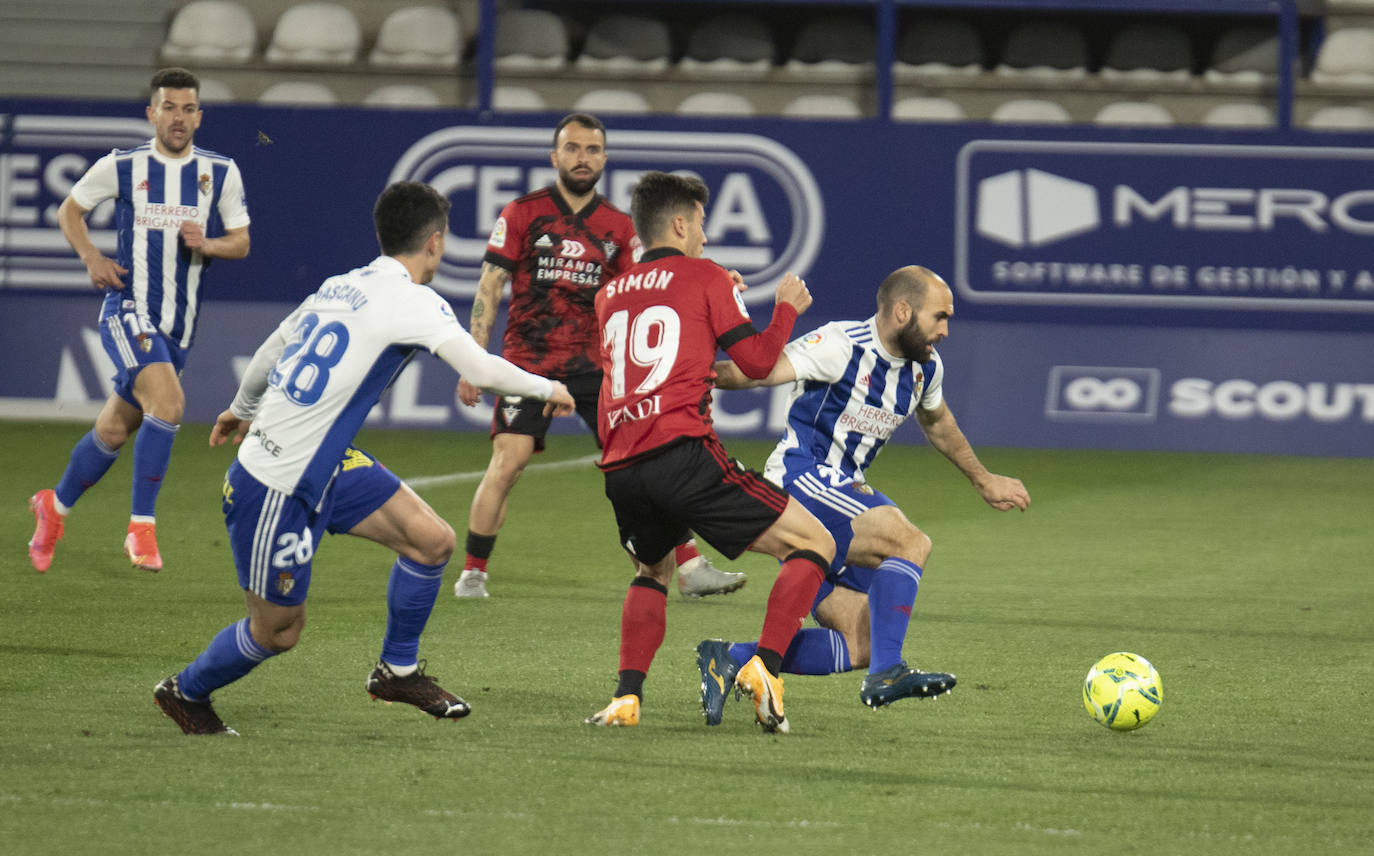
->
[2, 420, 1371, 855]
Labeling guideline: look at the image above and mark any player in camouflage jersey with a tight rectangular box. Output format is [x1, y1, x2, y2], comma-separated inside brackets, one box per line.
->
[454, 113, 745, 600]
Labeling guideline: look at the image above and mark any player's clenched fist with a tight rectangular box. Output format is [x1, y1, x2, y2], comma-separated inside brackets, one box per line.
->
[775, 272, 812, 316]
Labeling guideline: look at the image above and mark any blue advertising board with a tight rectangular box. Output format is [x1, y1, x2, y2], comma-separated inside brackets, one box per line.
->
[2, 99, 1371, 457]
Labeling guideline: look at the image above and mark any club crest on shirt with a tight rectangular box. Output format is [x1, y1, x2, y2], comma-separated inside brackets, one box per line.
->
[276, 571, 295, 596]
[199, 173, 212, 196]
[850, 482, 875, 496]
[602, 240, 619, 262]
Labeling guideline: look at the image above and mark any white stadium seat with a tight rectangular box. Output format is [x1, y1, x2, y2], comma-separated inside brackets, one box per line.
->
[676, 92, 756, 116]
[572, 88, 651, 115]
[782, 94, 863, 118]
[1305, 105, 1374, 130]
[162, 0, 257, 63]
[196, 78, 235, 103]
[369, 6, 461, 68]
[490, 86, 548, 112]
[258, 80, 338, 104]
[892, 96, 966, 122]
[990, 98, 1072, 124]
[265, 3, 360, 65]
[364, 84, 441, 108]
[1093, 101, 1175, 126]
[1312, 28, 1374, 83]
[1201, 102, 1274, 128]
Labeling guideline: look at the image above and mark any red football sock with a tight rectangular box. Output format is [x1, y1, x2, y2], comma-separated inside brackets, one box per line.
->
[757, 554, 826, 662]
[674, 540, 701, 565]
[618, 578, 668, 674]
[463, 555, 488, 573]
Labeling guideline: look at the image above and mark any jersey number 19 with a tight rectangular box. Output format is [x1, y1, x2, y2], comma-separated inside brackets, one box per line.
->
[603, 306, 680, 399]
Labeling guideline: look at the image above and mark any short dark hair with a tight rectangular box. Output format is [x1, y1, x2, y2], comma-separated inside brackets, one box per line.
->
[373, 182, 451, 256]
[631, 171, 709, 244]
[553, 112, 606, 148]
[149, 67, 200, 102]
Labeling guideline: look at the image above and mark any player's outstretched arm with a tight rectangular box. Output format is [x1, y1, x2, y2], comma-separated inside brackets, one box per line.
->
[917, 401, 1030, 512]
[457, 262, 512, 405]
[209, 409, 251, 447]
[712, 354, 798, 390]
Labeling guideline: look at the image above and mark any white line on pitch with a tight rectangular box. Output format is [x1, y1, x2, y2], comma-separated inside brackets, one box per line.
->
[404, 453, 600, 489]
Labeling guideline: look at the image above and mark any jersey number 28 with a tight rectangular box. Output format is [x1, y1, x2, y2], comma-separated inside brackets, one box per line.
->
[270, 312, 351, 406]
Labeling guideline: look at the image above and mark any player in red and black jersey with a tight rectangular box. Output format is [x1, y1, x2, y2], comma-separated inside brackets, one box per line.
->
[585, 171, 835, 734]
[455, 113, 745, 600]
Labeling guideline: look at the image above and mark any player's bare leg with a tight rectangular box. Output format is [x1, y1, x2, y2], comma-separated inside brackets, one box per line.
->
[458, 433, 535, 597]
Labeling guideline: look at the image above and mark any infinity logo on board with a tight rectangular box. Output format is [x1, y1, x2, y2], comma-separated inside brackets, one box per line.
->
[1045, 366, 1160, 422]
[389, 127, 823, 302]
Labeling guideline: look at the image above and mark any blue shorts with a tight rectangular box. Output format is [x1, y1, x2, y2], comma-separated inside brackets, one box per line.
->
[784, 464, 895, 613]
[222, 447, 402, 606]
[100, 299, 187, 408]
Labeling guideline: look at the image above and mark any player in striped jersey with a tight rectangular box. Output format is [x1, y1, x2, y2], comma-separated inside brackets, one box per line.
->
[27, 68, 250, 574]
[697, 266, 1029, 718]
[153, 182, 574, 735]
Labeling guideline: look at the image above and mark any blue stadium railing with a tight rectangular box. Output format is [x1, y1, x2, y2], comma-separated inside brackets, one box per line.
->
[472, 0, 1318, 129]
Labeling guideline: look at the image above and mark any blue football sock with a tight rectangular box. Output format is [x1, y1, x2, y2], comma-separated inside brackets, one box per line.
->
[54, 430, 119, 510]
[868, 557, 923, 674]
[131, 415, 178, 519]
[728, 628, 851, 676]
[380, 557, 447, 667]
[178, 618, 275, 701]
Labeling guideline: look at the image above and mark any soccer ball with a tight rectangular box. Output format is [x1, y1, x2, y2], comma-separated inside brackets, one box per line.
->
[1082, 652, 1163, 731]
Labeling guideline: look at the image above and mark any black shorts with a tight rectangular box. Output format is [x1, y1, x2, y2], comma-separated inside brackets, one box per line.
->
[602, 435, 789, 565]
[492, 370, 601, 451]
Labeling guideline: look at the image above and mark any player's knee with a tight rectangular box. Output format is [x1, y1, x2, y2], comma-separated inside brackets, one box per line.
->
[410, 519, 456, 566]
[253, 613, 304, 653]
[148, 390, 185, 423]
[902, 527, 933, 566]
[812, 527, 837, 565]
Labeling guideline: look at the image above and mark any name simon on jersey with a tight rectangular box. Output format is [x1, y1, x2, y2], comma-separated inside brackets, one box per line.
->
[535, 256, 605, 286]
[603, 269, 675, 299]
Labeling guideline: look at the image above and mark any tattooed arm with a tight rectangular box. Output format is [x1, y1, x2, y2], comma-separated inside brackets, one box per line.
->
[457, 262, 512, 406]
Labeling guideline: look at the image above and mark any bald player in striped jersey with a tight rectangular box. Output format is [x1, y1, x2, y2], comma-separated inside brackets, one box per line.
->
[27, 67, 250, 574]
[697, 266, 1030, 720]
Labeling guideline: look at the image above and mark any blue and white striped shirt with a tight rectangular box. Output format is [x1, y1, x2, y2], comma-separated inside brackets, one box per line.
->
[764, 317, 942, 487]
[71, 139, 250, 349]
